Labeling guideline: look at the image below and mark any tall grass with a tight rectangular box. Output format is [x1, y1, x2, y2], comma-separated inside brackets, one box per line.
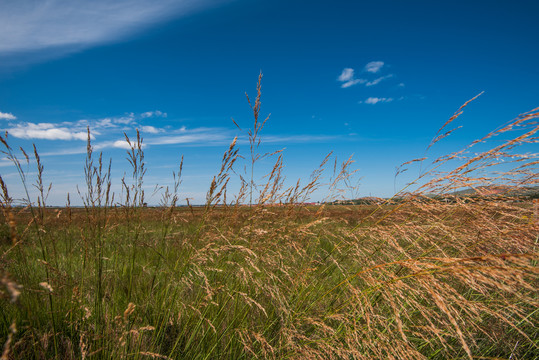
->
[0, 77, 538, 359]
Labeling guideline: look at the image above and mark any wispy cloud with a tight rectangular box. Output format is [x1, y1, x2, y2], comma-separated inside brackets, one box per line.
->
[0, 0, 227, 57]
[366, 74, 393, 87]
[360, 97, 393, 105]
[111, 129, 338, 149]
[112, 139, 148, 150]
[338, 68, 354, 82]
[337, 68, 366, 88]
[0, 110, 180, 143]
[141, 110, 167, 118]
[140, 125, 163, 134]
[110, 114, 136, 125]
[365, 61, 384, 73]
[0, 111, 16, 120]
[147, 132, 229, 146]
[64, 111, 167, 134]
[4, 108, 338, 156]
[338, 61, 393, 88]
[341, 79, 366, 88]
[39, 147, 88, 156]
[261, 134, 337, 143]
[0, 161, 17, 168]
[6, 122, 91, 140]
[2, 112, 134, 141]
[94, 111, 167, 128]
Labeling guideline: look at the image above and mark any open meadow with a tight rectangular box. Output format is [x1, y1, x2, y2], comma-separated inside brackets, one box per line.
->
[1, 84, 538, 359]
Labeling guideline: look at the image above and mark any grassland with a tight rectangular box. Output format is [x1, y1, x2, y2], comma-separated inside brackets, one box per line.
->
[1, 78, 538, 359]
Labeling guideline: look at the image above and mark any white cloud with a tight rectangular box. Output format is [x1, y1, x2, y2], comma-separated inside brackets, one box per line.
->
[0, 0, 228, 56]
[337, 68, 366, 88]
[39, 147, 88, 156]
[141, 110, 167, 118]
[365, 61, 384, 73]
[361, 97, 394, 105]
[261, 135, 336, 143]
[0, 111, 16, 120]
[366, 74, 394, 87]
[6, 122, 92, 140]
[106, 127, 231, 148]
[398, 83, 405, 87]
[148, 133, 227, 145]
[0, 110, 172, 143]
[140, 125, 162, 134]
[0, 161, 17, 168]
[79, 112, 151, 131]
[4, 112, 337, 154]
[341, 79, 366, 88]
[338, 68, 355, 82]
[114, 114, 136, 125]
[338, 63, 392, 88]
[145, 132, 336, 147]
[113, 140, 135, 150]
[93, 118, 116, 128]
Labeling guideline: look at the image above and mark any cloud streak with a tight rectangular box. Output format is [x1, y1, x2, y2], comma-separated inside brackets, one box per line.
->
[366, 74, 393, 87]
[0, 0, 227, 56]
[341, 79, 366, 88]
[361, 97, 393, 105]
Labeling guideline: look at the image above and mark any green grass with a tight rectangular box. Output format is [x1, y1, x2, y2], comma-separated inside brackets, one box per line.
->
[1, 203, 537, 359]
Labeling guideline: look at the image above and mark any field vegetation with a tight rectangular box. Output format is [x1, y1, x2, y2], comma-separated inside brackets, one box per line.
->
[1, 76, 538, 359]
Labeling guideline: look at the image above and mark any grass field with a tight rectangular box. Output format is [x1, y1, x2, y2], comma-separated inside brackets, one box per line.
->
[1, 81, 538, 359]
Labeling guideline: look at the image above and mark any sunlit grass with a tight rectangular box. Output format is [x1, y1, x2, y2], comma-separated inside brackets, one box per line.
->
[1, 76, 538, 359]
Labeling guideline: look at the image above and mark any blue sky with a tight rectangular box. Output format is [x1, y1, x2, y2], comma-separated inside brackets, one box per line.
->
[0, 0, 538, 205]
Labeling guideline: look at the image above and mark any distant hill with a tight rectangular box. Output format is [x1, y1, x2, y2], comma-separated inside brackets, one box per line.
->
[327, 185, 539, 205]
[449, 185, 539, 198]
